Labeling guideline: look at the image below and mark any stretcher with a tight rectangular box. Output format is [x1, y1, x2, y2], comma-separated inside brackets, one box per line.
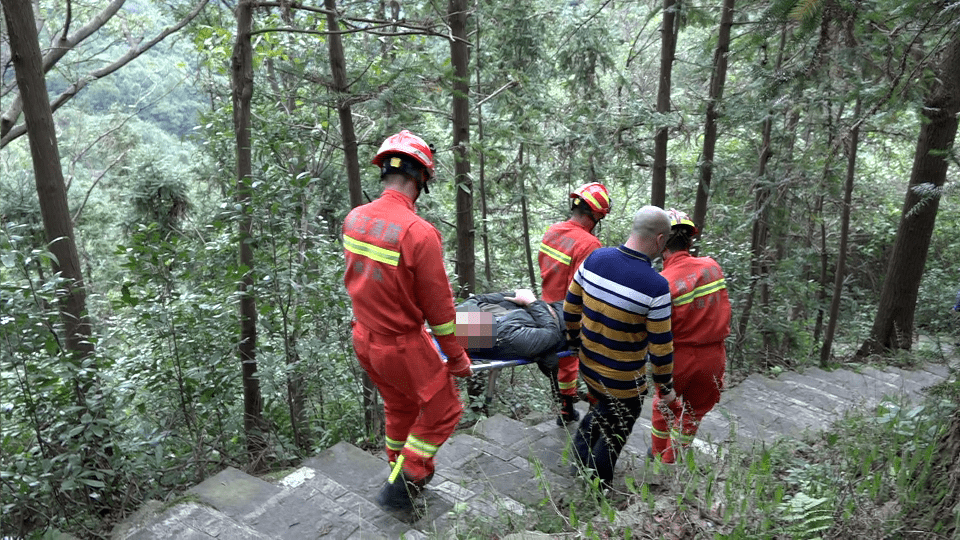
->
[432, 335, 575, 405]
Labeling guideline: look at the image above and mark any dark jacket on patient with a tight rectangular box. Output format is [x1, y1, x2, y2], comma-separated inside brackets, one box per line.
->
[457, 291, 566, 360]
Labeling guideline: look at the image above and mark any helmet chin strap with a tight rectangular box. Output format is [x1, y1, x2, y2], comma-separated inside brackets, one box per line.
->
[416, 170, 429, 195]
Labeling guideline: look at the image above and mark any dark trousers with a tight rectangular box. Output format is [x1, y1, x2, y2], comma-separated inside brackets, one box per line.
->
[573, 394, 644, 485]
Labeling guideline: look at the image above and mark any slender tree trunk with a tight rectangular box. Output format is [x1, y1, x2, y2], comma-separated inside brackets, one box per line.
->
[325, 0, 380, 439]
[651, 0, 679, 207]
[693, 0, 734, 233]
[231, 0, 267, 467]
[859, 32, 960, 356]
[812, 102, 841, 345]
[519, 144, 537, 292]
[735, 25, 786, 363]
[2, 0, 96, 404]
[449, 0, 474, 297]
[777, 108, 802, 355]
[475, 6, 492, 286]
[821, 98, 861, 366]
[325, 0, 362, 215]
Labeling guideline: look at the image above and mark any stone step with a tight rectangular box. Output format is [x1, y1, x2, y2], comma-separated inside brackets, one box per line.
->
[438, 429, 574, 508]
[111, 361, 953, 540]
[301, 442, 432, 536]
[755, 374, 851, 415]
[778, 371, 865, 408]
[469, 412, 578, 477]
[888, 364, 951, 389]
[266, 466, 413, 539]
[710, 376, 824, 443]
[859, 365, 928, 397]
[187, 466, 284, 519]
[801, 366, 902, 407]
[918, 362, 951, 380]
[114, 501, 272, 540]
[184, 461, 409, 540]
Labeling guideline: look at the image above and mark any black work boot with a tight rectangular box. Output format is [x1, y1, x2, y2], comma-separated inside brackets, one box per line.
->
[376, 471, 430, 515]
[557, 394, 580, 426]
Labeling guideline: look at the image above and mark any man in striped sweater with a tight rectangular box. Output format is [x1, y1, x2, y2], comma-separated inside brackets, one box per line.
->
[563, 205, 677, 487]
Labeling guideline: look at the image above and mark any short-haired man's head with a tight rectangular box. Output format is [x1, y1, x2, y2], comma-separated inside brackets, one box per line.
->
[631, 206, 671, 239]
[455, 310, 495, 349]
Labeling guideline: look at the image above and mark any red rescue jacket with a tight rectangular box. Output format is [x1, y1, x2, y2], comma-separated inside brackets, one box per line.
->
[661, 251, 731, 346]
[343, 189, 468, 366]
[538, 219, 601, 303]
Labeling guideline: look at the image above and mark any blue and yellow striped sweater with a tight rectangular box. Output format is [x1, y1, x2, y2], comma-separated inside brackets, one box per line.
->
[563, 245, 674, 400]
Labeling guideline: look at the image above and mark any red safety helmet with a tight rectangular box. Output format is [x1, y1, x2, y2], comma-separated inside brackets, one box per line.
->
[372, 130, 435, 181]
[667, 208, 699, 236]
[570, 182, 611, 217]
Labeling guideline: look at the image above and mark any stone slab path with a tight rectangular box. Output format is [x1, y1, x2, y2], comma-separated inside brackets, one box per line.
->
[111, 360, 953, 539]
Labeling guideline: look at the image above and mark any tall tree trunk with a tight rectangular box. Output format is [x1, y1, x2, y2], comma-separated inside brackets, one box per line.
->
[519, 144, 537, 292]
[858, 31, 960, 356]
[476, 6, 492, 286]
[326, 0, 362, 217]
[325, 0, 380, 440]
[449, 0, 474, 297]
[231, 0, 267, 467]
[2, 0, 96, 405]
[692, 0, 734, 233]
[776, 108, 801, 355]
[820, 98, 861, 366]
[812, 102, 841, 346]
[734, 25, 786, 364]
[651, 0, 679, 207]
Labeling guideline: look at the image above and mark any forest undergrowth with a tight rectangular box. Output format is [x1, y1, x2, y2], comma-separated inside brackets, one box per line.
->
[441, 349, 959, 540]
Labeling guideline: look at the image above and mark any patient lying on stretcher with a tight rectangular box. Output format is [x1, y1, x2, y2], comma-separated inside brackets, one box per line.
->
[454, 289, 577, 421]
[455, 289, 566, 359]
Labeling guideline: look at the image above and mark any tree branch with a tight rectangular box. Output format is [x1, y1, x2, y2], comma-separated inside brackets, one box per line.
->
[1, 0, 210, 147]
[0, 0, 126, 138]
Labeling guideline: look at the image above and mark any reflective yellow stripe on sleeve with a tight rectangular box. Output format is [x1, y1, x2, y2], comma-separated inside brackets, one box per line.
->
[672, 278, 726, 307]
[344, 234, 400, 266]
[431, 320, 456, 336]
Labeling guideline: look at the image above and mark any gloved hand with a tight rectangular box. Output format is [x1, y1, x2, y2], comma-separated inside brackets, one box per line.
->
[565, 333, 581, 351]
[446, 351, 474, 378]
[657, 387, 677, 406]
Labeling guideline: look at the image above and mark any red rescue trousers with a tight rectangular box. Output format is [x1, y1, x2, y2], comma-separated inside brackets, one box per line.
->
[557, 355, 579, 397]
[352, 323, 463, 481]
[651, 341, 725, 463]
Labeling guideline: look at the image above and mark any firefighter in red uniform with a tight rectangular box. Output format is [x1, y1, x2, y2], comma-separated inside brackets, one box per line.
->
[649, 209, 731, 463]
[343, 130, 473, 514]
[537, 182, 611, 424]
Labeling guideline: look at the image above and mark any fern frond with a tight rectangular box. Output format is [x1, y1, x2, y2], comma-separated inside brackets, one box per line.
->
[789, 0, 824, 23]
[779, 492, 835, 540]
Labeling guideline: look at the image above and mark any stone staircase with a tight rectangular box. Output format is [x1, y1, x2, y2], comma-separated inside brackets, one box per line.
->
[111, 360, 953, 539]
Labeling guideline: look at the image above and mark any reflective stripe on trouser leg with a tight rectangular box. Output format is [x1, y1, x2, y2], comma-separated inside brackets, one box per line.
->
[385, 435, 405, 464]
[650, 425, 673, 461]
[399, 375, 462, 482]
[399, 434, 441, 482]
[650, 392, 681, 463]
[557, 354, 579, 396]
